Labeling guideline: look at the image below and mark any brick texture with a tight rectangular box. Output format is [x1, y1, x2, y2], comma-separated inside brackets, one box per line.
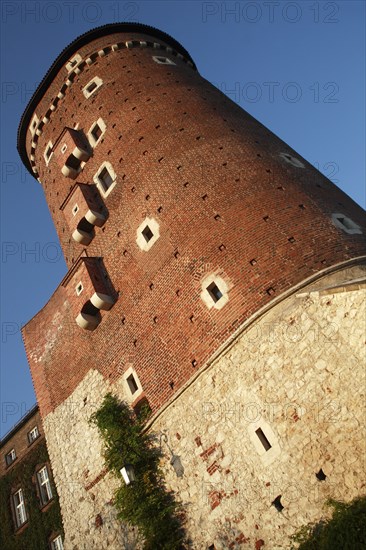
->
[21, 30, 366, 421]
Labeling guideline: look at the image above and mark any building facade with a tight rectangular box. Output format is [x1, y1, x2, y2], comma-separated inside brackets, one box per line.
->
[17, 23, 365, 549]
[0, 405, 64, 550]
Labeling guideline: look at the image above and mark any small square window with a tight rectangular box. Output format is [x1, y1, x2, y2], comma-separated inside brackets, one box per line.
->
[83, 77, 103, 98]
[206, 282, 223, 303]
[91, 124, 102, 142]
[75, 282, 83, 296]
[152, 56, 176, 65]
[142, 225, 154, 243]
[332, 213, 362, 235]
[98, 167, 114, 192]
[5, 448, 16, 466]
[72, 204, 79, 216]
[61, 144, 67, 154]
[126, 374, 139, 395]
[28, 426, 39, 444]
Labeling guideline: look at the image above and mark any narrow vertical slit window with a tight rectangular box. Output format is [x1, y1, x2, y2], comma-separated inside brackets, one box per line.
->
[126, 374, 139, 395]
[255, 428, 272, 451]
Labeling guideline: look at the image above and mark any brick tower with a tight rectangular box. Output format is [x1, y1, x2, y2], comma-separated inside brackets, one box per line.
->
[18, 23, 365, 549]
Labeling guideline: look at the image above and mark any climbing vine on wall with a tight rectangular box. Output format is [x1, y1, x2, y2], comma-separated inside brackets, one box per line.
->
[291, 496, 366, 549]
[0, 441, 64, 550]
[90, 393, 187, 549]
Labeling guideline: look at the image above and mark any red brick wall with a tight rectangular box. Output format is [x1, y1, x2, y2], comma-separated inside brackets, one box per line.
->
[21, 31, 366, 419]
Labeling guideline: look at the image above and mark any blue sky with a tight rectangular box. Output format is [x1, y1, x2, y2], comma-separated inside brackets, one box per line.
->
[0, 0, 365, 438]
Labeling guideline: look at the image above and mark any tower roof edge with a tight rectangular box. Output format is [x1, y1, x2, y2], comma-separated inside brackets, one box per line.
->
[17, 22, 196, 176]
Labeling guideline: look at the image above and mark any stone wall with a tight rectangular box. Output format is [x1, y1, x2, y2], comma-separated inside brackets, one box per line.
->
[153, 270, 365, 548]
[43, 267, 365, 549]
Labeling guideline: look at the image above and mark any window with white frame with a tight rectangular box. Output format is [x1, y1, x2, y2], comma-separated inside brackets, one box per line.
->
[122, 366, 143, 402]
[66, 54, 82, 72]
[331, 213, 362, 235]
[152, 56, 176, 65]
[87, 117, 106, 148]
[75, 282, 83, 296]
[44, 141, 53, 165]
[37, 465, 53, 506]
[93, 162, 117, 196]
[201, 274, 229, 310]
[51, 534, 64, 550]
[27, 426, 39, 444]
[12, 488, 27, 528]
[29, 114, 39, 136]
[83, 76, 103, 98]
[136, 218, 160, 251]
[5, 448, 16, 466]
[279, 152, 305, 168]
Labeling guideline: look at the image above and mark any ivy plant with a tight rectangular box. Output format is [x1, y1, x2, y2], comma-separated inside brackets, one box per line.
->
[291, 496, 366, 549]
[90, 393, 186, 549]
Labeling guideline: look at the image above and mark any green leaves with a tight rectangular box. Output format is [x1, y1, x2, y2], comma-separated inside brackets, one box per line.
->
[90, 394, 186, 549]
[292, 496, 366, 550]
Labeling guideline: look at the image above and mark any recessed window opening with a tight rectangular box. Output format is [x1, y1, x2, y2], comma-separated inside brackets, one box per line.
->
[316, 468, 327, 481]
[44, 141, 53, 165]
[272, 495, 284, 512]
[207, 282, 223, 303]
[255, 428, 272, 451]
[152, 56, 176, 65]
[13, 489, 27, 528]
[51, 535, 64, 550]
[75, 282, 83, 296]
[91, 124, 102, 142]
[37, 466, 53, 505]
[142, 225, 154, 243]
[5, 448, 16, 466]
[83, 77, 103, 98]
[98, 167, 114, 192]
[28, 426, 39, 444]
[61, 144, 67, 154]
[87, 81, 97, 93]
[332, 213, 362, 234]
[126, 374, 138, 395]
[72, 204, 79, 216]
[279, 152, 305, 168]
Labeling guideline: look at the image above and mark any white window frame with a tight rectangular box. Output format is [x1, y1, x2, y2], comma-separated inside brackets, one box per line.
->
[122, 366, 143, 403]
[136, 218, 160, 251]
[44, 141, 53, 165]
[75, 281, 83, 296]
[87, 117, 106, 148]
[29, 114, 39, 136]
[152, 56, 176, 65]
[331, 213, 362, 235]
[279, 152, 305, 168]
[93, 161, 117, 197]
[5, 448, 16, 466]
[28, 426, 39, 444]
[248, 418, 281, 467]
[83, 76, 103, 99]
[51, 534, 64, 550]
[13, 488, 27, 528]
[66, 54, 82, 73]
[37, 465, 53, 505]
[200, 274, 229, 310]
